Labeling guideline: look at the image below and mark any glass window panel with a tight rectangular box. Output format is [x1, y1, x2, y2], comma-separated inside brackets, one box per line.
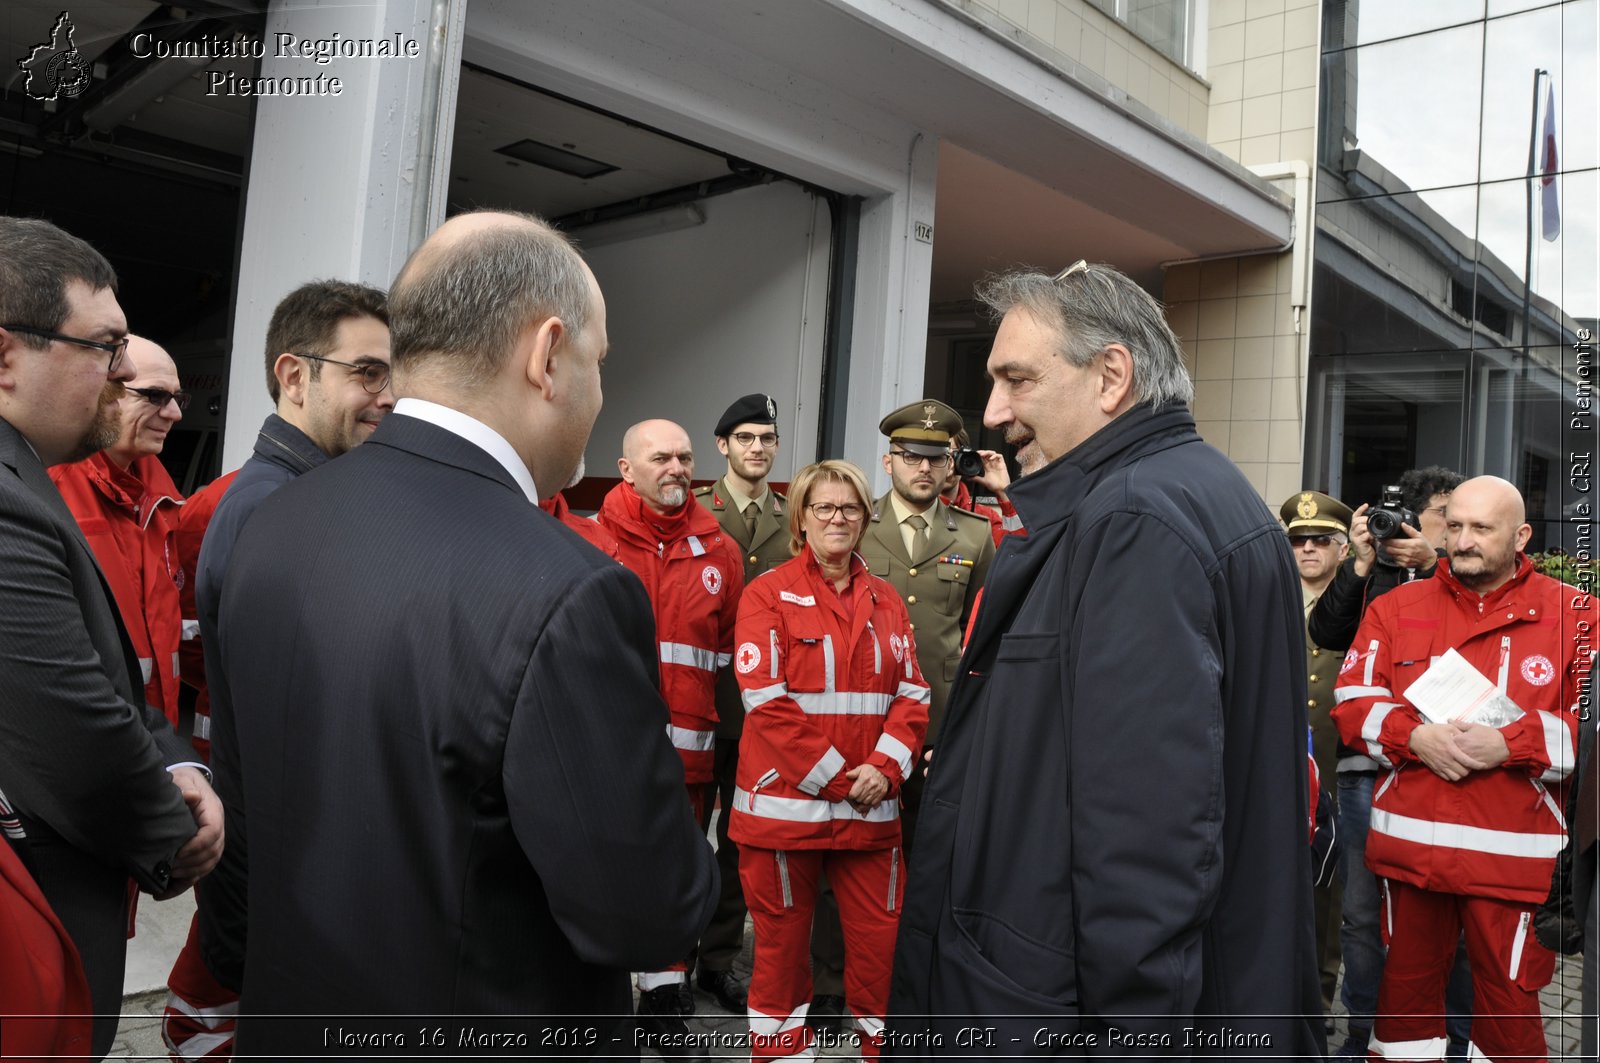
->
[1466, 346, 1575, 550]
[1304, 353, 1466, 505]
[1311, 185, 1481, 355]
[1475, 174, 1595, 346]
[1488, 0, 1564, 16]
[1324, 0, 1487, 47]
[1332, 23, 1485, 196]
[1478, 1, 1596, 184]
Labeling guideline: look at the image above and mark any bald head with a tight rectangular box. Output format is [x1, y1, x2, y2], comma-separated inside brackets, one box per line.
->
[1445, 475, 1531, 593]
[388, 208, 594, 393]
[108, 334, 182, 467]
[619, 419, 694, 514]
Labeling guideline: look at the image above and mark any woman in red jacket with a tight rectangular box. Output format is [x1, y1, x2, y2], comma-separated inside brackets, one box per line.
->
[729, 460, 930, 1061]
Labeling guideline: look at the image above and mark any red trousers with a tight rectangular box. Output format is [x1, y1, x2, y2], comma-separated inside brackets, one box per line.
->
[163, 914, 238, 1060]
[741, 845, 902, 1061]
[1370, 880, 1554, 1062]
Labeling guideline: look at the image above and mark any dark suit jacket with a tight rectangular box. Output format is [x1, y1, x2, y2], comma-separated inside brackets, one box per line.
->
[212, 413, 718, 1052]
[0, 415, 196, 1057]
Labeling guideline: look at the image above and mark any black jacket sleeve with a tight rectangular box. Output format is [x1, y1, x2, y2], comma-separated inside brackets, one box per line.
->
[505, 562, 719, 969]
[1307, 556, 1370, 653]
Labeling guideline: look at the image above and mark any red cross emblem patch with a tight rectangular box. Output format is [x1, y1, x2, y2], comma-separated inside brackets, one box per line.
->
[736, 642, 761, 674]
[701, 565, 723, 595]
[1521, 654, 1555, 686]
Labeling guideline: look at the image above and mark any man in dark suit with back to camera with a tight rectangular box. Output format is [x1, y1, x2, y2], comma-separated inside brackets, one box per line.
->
[889, 260, 1323, 1057]
[0, 216, 222, 1060]
[210, 210, 718, 1053]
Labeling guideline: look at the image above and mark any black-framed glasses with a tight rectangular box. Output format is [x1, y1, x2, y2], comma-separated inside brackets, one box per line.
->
[2, 325, 128, 374]
[807, 502, 866, 523]
[1288, 533, 1342, 548]
[297, 354, 391, 394]
[891, 449, 951, 470]
[731, 431, 779, 449]
[127, 386, 191, 411]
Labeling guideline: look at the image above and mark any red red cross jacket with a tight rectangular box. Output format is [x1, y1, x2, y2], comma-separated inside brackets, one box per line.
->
[598, 482, 743, 783]
[174, 470, 238, 761]
[1331, 555, 1597, 903]
[50, 453, 185, 728]
[540, 490, 620, 559]
[0, 837, 92, 1060]
[944, 481, 1024, 547]
[729, 550, 931, 851]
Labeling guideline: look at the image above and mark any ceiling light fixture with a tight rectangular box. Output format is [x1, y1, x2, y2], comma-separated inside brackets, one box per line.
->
[494, 138, 617, 178]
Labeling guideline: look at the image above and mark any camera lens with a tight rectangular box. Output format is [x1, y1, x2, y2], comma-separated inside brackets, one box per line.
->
[1368, 509, 1398, 539]
[954, 449, 985, 479]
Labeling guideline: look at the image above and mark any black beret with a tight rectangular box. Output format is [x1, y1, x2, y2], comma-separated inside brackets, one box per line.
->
[715, 393, 778, 438]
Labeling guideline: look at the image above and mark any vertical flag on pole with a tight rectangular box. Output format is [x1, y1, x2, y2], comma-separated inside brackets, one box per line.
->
[1541, 81, 1560, 241]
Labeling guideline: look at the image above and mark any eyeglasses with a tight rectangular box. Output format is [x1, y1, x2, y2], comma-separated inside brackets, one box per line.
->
[1288, 533, 1343, 548]
[1053, 260, 1092, 282]
[807, 502, 866, 522]
[2, 325, 129, 374]
[891, 449, 951, 470]
[1422, 505, 1447, 517]
[297, 354, 391, 394]
[127, 386, 191, 411]
[731, 431, 779, 449]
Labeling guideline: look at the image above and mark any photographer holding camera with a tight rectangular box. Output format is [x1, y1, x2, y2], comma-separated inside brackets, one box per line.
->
[940, 428, 1025, 546]
[1309, 466, 1462, 654]
[1308, 464, 1466, 1057]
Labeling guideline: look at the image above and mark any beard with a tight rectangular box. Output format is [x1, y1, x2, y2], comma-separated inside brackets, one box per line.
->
[65, 381, 126, 463]
[1450, 546, 1515, 589]
[658, 482, 688, 509]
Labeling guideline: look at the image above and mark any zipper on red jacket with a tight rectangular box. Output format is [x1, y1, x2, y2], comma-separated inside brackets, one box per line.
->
[750, 768, 779, 812]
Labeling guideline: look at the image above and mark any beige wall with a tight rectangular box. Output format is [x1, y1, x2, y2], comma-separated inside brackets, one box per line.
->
[1205, 0, 1319, 166]
[962, 0, 1211, 138]
[1160, 0, 1320, 502]
[1165, 254, 1307, 502]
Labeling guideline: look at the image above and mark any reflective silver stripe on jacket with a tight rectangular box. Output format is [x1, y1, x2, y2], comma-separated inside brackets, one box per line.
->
[798, 747, 846, 795]
[1538, 709, 1575, 782]
[1370, 808, 1566, 858]
[733, 786, 900, 824]
[665, 723, 716, 752]
[875, 733, 914, 778]
[660, 641, 718, 672]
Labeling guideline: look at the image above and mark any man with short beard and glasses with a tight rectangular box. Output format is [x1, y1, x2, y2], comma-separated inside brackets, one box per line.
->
[599, 418, 743, 1059]
[0, 216, 221, 1061]
[172, 279, 391, 1060]
[51, 337, 188, 731]
[856, 399, 993, 872]
[1333, 476, 1599, 1062]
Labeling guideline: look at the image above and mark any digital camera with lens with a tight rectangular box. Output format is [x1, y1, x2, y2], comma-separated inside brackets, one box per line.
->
[953, 447, 986, 480]
[1367, 485, 1418, 565]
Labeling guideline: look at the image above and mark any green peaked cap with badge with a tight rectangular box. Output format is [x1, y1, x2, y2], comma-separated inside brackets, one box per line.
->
[879, 398, 963, 458]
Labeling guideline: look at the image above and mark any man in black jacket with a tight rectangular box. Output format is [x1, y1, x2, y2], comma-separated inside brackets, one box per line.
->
[1309, 464, 1464, 1057]
[888, 261, 1323, 1057]
[210, 211, 717, 1053]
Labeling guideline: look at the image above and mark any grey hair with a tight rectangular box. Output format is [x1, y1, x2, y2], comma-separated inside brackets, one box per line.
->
[975, 263, 1193, 408]
[0, 216, 118, 347]
[388, 209, 590, 390]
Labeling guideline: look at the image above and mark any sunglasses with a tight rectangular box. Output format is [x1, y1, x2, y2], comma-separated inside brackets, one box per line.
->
[127, 386, 192, 411]
[1288, 533, 1342, 548]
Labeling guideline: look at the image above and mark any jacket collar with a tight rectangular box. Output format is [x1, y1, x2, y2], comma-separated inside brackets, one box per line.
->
[1006, 402, 1199, 531]
[1435, 553, 1538, 610]
[69, 452, 183, 527]
[253, 413, 330, 477]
